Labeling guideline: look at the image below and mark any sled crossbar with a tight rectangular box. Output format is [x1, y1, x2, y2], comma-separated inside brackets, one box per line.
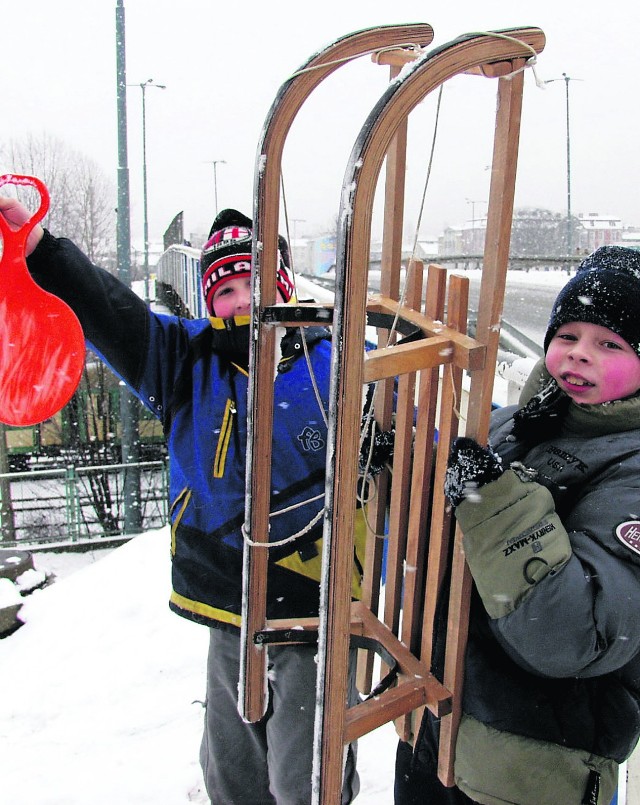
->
[260, 299, 485, 377]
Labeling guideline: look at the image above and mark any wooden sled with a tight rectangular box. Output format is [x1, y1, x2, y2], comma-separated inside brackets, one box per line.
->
[242, 25, 546, 803]
[239, 21, 435, 719]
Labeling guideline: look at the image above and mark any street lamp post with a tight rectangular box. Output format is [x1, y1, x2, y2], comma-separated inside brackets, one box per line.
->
[465, 198, 486, 253]
[206, 160, 226, 215]
[131, 78, 166, 303]
[545, 73, 581, 262]
[115, 0, 141, 533]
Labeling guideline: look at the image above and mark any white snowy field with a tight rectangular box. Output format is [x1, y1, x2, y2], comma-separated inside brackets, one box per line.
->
[0, 529, 398, 804]
[368, 265, 575, 290]
[461, 266, 572, 287]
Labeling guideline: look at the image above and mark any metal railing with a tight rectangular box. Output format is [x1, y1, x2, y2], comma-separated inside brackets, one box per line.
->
[0, 460, 169, 548]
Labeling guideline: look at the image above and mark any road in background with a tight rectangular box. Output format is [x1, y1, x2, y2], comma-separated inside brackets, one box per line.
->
[467, 275, 563, 344]
[363, 268, 569, 347]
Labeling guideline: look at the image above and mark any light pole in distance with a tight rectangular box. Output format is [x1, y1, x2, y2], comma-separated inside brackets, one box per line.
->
[205, 160, 227, 215]
[131, 78, 166, 302]
[545, 73, 582, 262]
[465, 198, 486, 253]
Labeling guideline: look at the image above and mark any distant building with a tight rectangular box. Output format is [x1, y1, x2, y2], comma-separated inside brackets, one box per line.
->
[369, 238, 439, 271]
[612, 230, 640, 250]
[440, 211, 635, 259]
[418, 239, 439, 258]
[439, 226, 464, 255]
[297, 233, 439, 275]
[461, 218, 488, 254]
[575, 213, 623, 253]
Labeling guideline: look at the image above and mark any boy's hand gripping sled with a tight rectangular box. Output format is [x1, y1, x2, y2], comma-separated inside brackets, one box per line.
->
[0, 174, 85, 426]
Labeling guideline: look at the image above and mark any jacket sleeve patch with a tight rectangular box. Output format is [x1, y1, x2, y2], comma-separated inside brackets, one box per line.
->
[615, 521, 640, 556]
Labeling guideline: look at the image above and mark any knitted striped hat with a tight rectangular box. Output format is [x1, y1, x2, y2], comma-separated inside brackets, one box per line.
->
[544, 245, 640, 356]
[200, 208, 294, 315]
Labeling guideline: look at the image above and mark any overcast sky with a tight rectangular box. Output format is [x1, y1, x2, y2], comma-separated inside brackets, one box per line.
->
[2, 0, 639, 248]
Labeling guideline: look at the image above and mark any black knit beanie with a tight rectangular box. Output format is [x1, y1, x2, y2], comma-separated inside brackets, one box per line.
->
[544, 245, 640, 356]
[199, 208, 294, 316]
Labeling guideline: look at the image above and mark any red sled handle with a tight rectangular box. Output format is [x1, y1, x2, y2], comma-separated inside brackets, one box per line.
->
[0, 174, 49, 265]
[0, 173, 85, 427]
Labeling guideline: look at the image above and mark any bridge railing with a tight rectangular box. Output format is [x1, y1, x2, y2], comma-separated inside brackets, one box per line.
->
[0, 460, 169, 548]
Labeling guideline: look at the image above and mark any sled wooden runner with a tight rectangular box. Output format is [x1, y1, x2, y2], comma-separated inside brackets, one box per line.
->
[242, 25, 545, 804]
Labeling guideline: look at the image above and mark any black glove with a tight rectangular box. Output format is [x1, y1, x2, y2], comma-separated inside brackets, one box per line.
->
[511, 379, 570, 447]
[358, 383, 394, 478]
[444, 437, 503, 508]
[359, 419, 394, 477]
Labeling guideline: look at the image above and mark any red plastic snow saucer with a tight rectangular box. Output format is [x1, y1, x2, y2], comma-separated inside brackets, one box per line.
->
[0, 174, 85, 426]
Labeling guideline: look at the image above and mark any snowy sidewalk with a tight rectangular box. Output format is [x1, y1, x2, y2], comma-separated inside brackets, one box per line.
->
[0, 529, 396, 804]
[1, 529, 635, 803]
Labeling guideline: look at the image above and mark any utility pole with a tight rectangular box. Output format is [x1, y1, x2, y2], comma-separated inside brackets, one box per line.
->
[205, 160, 226, 215]
[130, 78, 166, 303]
[115, 0, 141, 533]
[465, 199, 486, 253]
[0, 424, 16, 543]
[563, 74, 572, 260]
[545, 73, 582, 263]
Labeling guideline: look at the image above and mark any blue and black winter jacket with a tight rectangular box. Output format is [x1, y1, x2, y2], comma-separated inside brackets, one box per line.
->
[28, 231, 364, 631]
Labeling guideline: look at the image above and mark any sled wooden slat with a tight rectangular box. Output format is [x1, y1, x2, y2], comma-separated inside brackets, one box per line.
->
[397, 272, 469, 742]
[366, 296, 486, 369]
[241, 22, 436, 726]
[437, 65, 528, 788]
[391, 264, 447, 741]
[381, 262, 424, 638]
[364, 336, 466, 381]
[385, 263, 444, 648]
[244, 24, 544, 804]
[421, 273, 469, 668]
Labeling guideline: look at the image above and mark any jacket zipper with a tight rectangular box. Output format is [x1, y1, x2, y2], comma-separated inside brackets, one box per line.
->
[170, 487, 192, 555]
[213, 398, 236, 478]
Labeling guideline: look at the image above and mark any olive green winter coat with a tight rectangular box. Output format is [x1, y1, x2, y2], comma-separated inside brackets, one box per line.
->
[444, 361, 640, 805]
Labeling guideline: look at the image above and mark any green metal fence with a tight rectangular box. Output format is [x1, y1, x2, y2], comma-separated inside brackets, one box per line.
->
[0, 460, 169, 548]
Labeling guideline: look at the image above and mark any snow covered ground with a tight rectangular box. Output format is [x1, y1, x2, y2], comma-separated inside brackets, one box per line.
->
[4, 531, 632, 804]
[0, 529, 398, 804]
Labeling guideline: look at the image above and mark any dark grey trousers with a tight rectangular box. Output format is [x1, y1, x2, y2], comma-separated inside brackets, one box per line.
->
[199, 627, 360, 804]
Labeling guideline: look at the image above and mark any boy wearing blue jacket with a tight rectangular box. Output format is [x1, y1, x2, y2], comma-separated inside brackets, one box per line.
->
[0, 197, 362, 804]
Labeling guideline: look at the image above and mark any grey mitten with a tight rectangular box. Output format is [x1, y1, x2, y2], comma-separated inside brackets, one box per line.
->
[444, 437, 503, 508]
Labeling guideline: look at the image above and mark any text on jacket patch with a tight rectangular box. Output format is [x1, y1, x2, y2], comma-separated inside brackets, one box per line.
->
[616, 521, 640, 556]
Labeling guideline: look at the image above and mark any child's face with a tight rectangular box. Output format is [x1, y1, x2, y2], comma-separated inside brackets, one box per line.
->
[545, 321, 640, 404]
[211, 276, 287, 319]
[211, 276, 252, 319]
